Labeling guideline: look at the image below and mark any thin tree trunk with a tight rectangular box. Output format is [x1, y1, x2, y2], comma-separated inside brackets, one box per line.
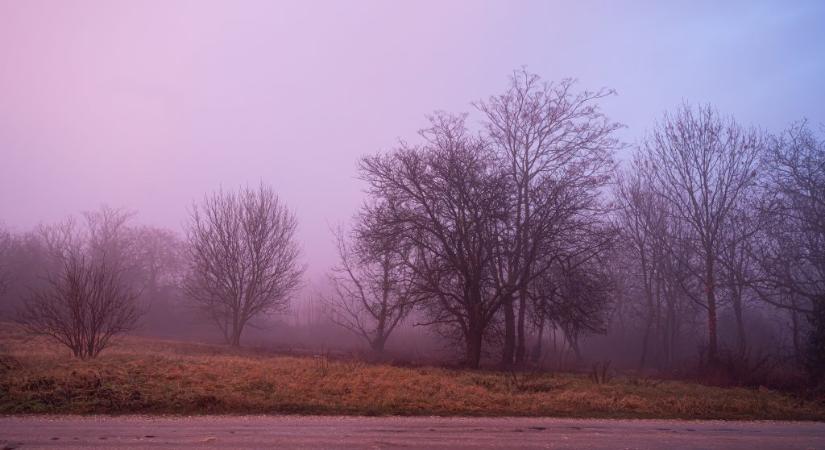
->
[466, 327, 483, 369]
[639, 313, 653, 369]
[530, 315, 545, 363]
[666, 294, 677, 368]
[706, 253, 719, 365]
[515, 289, 527, 364]
[791, 298, 802, 367]
[502, 294, 515, 366]
[732, 289, 746, 358]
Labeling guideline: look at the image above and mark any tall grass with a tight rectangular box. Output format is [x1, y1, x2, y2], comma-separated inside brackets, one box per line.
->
[0, 325, 822, 420]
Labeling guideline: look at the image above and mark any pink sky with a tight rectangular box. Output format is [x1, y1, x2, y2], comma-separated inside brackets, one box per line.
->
[1, 0, 823, 279]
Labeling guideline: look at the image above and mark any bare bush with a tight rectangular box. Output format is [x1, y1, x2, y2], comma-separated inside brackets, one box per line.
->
[18, 252, 140, 360]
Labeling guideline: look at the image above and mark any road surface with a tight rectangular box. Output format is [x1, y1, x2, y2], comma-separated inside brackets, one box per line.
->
[1, 416, 823, 449]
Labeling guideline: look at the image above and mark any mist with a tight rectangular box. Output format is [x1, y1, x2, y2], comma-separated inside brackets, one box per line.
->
[2, 0, 825, 379]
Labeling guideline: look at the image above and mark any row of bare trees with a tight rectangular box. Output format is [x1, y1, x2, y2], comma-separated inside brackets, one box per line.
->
[4, 185, 305, 357]
[324, 70, 824, 379]
[615, 105, 764, 367]
[325, 70, 621, 368]
[2, 69, 822, 380]
[614, 106, 825, 381]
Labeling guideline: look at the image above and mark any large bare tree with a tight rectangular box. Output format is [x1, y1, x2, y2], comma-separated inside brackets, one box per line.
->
[641, 104, 764, 365]
[476, 69, 620, 365]
[185, 184, 304, 347]
[359, 113, 509, 368]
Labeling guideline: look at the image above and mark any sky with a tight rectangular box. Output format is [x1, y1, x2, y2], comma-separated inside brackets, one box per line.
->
[1, 0, 824, 280]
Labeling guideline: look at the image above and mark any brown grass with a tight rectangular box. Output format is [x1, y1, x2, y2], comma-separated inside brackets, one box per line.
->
[0, 325, 823, 420]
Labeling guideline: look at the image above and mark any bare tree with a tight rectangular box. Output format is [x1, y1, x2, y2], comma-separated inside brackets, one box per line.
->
[323, 219, 416, 355]
[18, 221, 140, 360]
[754, 121, 825, 380]
[641, 104, 764, 365]
[476, 69, 621, 365]
[616, 161, 707, 369]
[185, 184, 304, 347]
[716, 196, 763, 359]
[359, 113, 509, 368]
[615, 166, 668, 367]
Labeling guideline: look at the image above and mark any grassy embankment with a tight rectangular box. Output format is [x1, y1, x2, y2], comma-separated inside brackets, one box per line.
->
[0, 325, 822, 420]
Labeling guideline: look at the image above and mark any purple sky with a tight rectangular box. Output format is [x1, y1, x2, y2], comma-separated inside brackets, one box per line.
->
[1, 0, 824, 279]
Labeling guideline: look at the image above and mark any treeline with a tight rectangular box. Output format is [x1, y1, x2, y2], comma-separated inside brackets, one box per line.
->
[0, 70, 823, 384]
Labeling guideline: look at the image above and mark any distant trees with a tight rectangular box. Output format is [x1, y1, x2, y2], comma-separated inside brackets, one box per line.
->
[323, 219, 416, 355]
[184, 184, 304, 347]
[755, 122, 825, 381]
[127, 225, 187, 332]
[636, 104, 764, 366]
[0, 225, 10, 298]
[615, 107, 825, 378]
[17, 210, 141, 359]
[129, 225, 186, 297]
[615, 160, 698, 369]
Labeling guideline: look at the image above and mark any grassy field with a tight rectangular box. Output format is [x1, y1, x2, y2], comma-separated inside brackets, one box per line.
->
[1, 325, 823, 420]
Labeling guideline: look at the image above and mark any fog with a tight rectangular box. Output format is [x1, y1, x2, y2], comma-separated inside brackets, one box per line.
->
[2, 1, 823, 276]
[1, 1, 825, 378]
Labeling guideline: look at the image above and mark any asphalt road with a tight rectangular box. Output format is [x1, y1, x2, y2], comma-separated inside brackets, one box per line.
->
[1, 416, 823, 449]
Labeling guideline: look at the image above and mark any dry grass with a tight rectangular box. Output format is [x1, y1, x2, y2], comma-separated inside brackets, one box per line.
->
[0, 325, 822, 420]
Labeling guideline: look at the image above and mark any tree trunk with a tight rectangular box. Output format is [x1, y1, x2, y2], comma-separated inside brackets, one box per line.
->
[515, 289, 527, 364]
[639, 312, 653, 369]
[371, 335, 386, 355]
[732, 290, 746, 358]
[665, 295, 676, 368]
[639, 259, 654, 369]
[806, 295, 825, 383]
[705, 254, 719, 365]
[230, 320, 243, 347]
[791, 298, 802, 367]
[373, 315, 387, 355]
[230, 334, 241, 347]
[501, 294, 515, 366]
[466, 326, 483, 369]
[530, 316, 545, 363]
